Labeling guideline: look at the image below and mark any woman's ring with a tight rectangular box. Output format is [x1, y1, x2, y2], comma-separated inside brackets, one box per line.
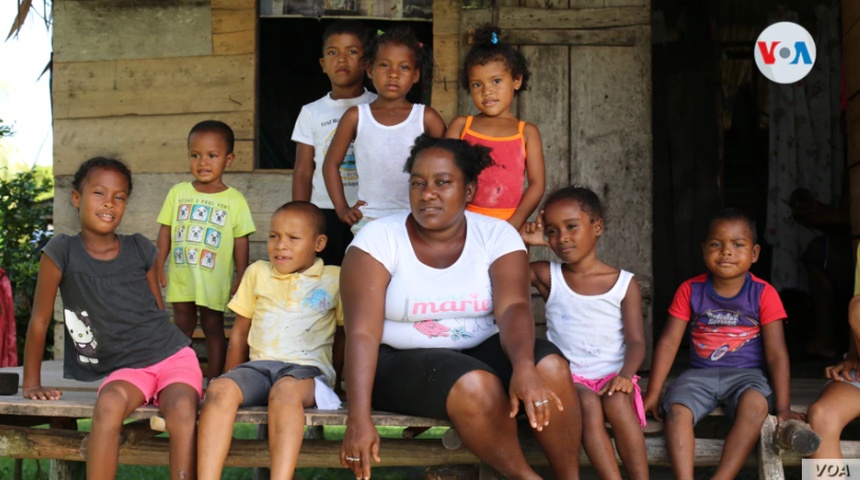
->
[345, 455, 360, 462]
[534, 399, 549, 406]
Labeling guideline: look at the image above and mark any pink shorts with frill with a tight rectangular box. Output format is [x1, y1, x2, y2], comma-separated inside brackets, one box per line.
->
[571, 372, 647, 428]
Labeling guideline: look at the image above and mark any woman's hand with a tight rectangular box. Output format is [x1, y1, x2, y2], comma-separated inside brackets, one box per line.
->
[598, 374, 634, 396]
[341, 414, 381, 479]
[825, 357, 860, 382]
[508, 364, 562, 432]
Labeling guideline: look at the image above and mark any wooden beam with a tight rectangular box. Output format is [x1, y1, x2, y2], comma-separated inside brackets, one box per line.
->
[498, 6, 649, 30]
[3, 423, 832, 469]
[504, 27, 638, 46]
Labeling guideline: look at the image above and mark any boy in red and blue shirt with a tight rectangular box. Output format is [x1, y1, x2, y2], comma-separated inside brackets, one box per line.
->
[643, 208, 805, 480]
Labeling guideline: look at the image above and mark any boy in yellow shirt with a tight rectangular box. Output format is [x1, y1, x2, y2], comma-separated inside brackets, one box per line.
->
[197, 201, 342, 480]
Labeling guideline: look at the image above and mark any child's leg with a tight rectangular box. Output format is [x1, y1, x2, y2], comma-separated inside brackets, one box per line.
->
[664, 403, 696, 480]
[575, 385, 623, 479]
[172, 301, 198, 337]
[808, 381, 860, 458]
[199, 306, 226, 378]
[712, 389, 768, 480]
[88, 381, 146, 480]
[603, 391, 648, 480]
[157, 383, 200, 480]
[267, 376, 316, 480]
[529, 353, 582, 480]
[198, 378, 244, 480]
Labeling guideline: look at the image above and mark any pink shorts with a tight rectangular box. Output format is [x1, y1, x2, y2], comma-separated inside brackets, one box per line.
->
[571, 372, 647, 428]
[99, 347, 203, 406]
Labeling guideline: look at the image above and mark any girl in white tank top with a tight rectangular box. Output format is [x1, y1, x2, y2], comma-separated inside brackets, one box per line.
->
[322, 27, 446, 234]
[520, 185, 649, 480]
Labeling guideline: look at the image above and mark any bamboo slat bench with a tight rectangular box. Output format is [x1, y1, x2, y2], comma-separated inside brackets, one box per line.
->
[0, 361, 852, 480]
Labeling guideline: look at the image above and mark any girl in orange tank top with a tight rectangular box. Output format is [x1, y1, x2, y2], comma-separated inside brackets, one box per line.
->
[445, 25, 545, 229]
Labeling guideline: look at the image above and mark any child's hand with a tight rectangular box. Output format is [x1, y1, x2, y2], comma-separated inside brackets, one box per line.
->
[825, 357, 860, 382]
[157, 268, 167, 289]
[642, 390, 661, 421]
[776, 408, 807, 423]
[338, 201, 366, 226]
[23, 385, 62, 401]
[519, 210, 548, 247]
[598, 374, 634, 396]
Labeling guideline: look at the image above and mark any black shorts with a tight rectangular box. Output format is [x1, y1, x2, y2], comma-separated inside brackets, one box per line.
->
[371, 333, 565, 420]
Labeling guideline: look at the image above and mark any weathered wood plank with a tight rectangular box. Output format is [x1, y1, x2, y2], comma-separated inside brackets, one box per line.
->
[569, 0, 649, 6]
[53, 55, 255, 120]
[850, 164, 860, 237]
[432, 33, 461, 123]
[758, 415, 785, 480]
[457, 8, 492, 116]
[53, 0, 212, 63]
[519, 43, 570, 221]
[846, 22, 860, 101]
[5, 423, 837, 469]
[212, 8, 256, 34]
[505, 27, 638, 46]
[53, 112, 255, 176]
[849, 97, 860, 168]
[212, 0, 256, 10]
[432, 0, 461, 123]
[844, 0, 860, 37]
[214, 30, 256, 55]
[568, 36, 651, 278]
[498, 6, 649, 30]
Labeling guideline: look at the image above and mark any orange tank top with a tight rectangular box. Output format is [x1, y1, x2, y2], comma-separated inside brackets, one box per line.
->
[460, 116, 527, 221]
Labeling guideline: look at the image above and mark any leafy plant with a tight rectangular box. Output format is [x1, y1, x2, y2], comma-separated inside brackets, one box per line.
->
[0, 166, 53, 362]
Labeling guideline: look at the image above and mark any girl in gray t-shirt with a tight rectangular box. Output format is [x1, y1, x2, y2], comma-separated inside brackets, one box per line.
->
[22, 157, 202, 480]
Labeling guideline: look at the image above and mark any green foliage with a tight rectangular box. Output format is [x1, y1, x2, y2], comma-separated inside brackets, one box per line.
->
[0, 119, 12, 139]
[0, 167, 53, 363]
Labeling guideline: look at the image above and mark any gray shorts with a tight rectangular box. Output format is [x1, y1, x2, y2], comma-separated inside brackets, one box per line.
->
[662, 367, 773, 424]
[220, 360, 322, 407]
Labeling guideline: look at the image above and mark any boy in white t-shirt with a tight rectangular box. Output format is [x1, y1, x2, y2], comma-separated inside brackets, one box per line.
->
[291, 20, 376, 266]
[197, 202, 343, 480]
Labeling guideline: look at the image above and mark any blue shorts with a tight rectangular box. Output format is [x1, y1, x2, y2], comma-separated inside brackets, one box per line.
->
[662, 368, 773, 424]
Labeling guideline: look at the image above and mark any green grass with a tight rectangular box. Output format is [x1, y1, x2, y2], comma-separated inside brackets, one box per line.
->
[0, 423, 446, 480]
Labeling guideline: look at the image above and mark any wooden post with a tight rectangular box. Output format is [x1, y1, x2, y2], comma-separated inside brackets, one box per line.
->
[253, 425, 270, 480]
[49, 459, 75, 480]
[776, 419, 821, 456]
[758, 415, 785, 480]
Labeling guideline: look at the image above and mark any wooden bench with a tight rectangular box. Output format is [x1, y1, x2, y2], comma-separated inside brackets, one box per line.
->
[0, 361, 852, 480]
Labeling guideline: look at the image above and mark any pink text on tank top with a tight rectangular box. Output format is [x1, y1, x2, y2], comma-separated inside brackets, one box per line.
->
[410, 296, 492, 316]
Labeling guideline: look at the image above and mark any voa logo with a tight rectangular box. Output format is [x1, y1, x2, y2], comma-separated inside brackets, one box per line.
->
[754, 22, 816, 84]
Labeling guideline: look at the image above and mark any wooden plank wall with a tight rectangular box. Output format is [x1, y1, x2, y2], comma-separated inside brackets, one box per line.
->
[457, 1, 652, 357]
[50, 0, 277, 359]
[847, 1, 860, 243]
[51, 0, 282, 257]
